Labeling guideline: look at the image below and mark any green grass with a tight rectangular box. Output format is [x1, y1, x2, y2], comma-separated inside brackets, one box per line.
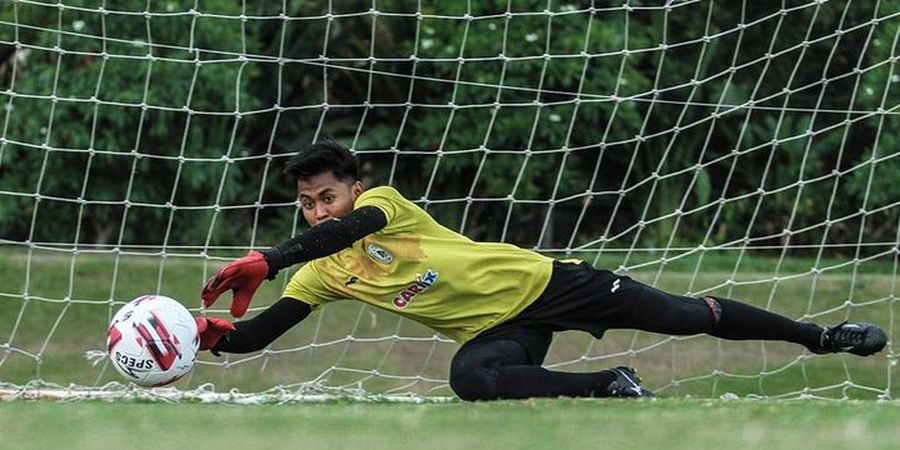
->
[1, 247, 898, 450]
[2, 399, 900, 450]
[0, 246, 897, 399]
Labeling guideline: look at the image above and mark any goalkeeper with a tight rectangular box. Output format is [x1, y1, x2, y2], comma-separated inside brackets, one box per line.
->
[197, 140, 887, 400]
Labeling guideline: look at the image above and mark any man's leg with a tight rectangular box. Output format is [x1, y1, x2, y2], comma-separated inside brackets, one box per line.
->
[607, 285, 822, 347]
[604, 279, 885, 355]
[528, 262, 828, 350]
[449, 333, 650, 401]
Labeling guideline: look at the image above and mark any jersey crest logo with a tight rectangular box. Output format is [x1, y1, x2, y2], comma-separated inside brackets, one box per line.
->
[367, 243, 394, 264]
[392, 270, 439, 309]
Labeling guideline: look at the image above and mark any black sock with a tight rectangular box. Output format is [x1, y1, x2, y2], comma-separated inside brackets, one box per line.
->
[711, 297, 823, 350]
[494, 366, 618, 399]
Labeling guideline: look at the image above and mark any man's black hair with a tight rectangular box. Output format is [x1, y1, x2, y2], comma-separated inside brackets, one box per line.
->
[285, 139, 360, 183]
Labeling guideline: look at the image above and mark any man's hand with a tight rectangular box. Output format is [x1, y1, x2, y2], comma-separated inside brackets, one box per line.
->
[195, 316, 236, 352]
[201, 251, 269, 317]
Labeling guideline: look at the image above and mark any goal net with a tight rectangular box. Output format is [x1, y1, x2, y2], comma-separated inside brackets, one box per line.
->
[0, 0, 897, 402]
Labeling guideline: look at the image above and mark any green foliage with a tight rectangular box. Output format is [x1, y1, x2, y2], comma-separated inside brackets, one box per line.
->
[0, 0, 260, 245]
[0, 0, 896, 252]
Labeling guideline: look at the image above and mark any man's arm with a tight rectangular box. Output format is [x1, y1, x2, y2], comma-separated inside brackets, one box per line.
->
[260, 205, 388, 278]
[199, 298, 313, 355]
[201, 205, 387, 317]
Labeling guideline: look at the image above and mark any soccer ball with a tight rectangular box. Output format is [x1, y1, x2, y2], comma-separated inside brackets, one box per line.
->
[107, 294, 199, 387]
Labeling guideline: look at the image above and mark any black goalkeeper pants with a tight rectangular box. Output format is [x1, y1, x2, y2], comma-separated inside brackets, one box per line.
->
[449, 261, 824, 401]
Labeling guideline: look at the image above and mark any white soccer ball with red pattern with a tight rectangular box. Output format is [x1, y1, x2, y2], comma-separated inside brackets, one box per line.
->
[107, 294, 199, 387]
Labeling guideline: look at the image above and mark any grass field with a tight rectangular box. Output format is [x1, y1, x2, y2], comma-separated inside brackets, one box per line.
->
[0, 246, 898, 449]
[1, 245, 896, 398]
[0, 247, 900, 399]
[2, 398, 900, 450]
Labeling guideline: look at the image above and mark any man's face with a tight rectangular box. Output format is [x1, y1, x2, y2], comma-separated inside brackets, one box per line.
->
[297, 171, 363, 226]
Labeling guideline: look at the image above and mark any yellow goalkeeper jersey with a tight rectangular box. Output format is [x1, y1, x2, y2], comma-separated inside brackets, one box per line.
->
[282, 186, 553, 343]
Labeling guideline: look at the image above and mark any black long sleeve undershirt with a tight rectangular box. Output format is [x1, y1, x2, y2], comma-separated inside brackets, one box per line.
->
[212, 298, 312, 354]
[213, 206, 386, 354]
[259, 205, 387, 278]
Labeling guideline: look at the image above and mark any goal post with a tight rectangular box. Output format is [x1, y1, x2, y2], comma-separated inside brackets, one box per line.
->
[0, 0, 897, 402]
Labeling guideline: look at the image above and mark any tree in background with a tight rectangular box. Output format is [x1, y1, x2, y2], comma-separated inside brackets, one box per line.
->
[0, 0, 259, 246]
[1, 0, 896, 257]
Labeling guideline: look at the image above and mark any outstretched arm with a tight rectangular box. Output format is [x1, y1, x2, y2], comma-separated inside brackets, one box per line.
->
[198, 298, 312, 355]
[260, 205, 387, 278]
[201, 205, 387, 317]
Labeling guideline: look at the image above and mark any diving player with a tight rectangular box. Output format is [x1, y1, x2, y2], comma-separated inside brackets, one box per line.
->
[197, 140, 887, 400]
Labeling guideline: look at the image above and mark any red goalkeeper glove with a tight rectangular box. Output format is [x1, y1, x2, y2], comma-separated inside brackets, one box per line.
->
[195, 316, 236, 353]
[201, 251, 270, 318]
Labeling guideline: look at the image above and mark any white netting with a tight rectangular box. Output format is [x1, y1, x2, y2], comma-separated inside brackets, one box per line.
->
[0, 0, 897, 402]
